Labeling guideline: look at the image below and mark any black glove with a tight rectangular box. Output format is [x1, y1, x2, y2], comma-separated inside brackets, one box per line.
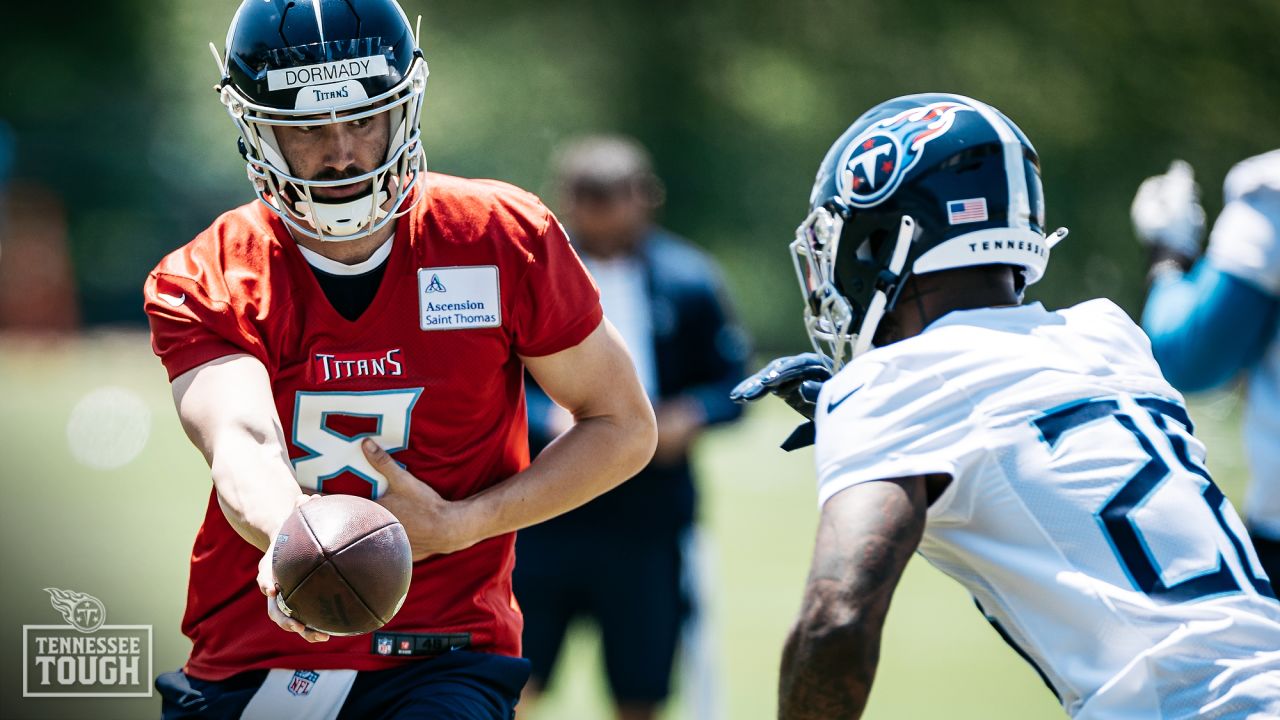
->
[730, 353, 832, 419]
[730, 353, 833, 450]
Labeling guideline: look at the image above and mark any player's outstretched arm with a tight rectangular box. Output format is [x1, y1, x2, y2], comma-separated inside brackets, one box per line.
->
[778, 475, 931, 720]
[361, 318, 657, 558]
[1142, 264, 1280, 391]
[171, 354, 303, 550]
[171, 354, 329, 642]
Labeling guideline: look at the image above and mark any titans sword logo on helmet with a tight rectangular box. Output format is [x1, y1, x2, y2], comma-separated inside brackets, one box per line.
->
[835, 101, 972, 208]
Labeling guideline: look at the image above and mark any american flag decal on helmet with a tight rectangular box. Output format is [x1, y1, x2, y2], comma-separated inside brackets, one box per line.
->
[947, 198, 989, 224]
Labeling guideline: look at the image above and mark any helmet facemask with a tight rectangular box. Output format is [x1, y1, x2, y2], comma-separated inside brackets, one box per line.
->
[790, 205, 914, 370]
[216, 51, 429, 243]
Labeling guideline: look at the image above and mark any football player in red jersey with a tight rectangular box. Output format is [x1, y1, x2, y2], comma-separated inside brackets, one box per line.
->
[143, 1, 656, 717]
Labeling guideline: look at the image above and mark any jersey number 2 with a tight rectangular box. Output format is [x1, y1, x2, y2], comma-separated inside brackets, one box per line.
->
[292, 389, 423, 498]
[1034, 397, 1274, 603]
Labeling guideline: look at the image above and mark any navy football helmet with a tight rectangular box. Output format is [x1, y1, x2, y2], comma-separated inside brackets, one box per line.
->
[212, 0, 428, 241]
[793, 93, 1068, 367]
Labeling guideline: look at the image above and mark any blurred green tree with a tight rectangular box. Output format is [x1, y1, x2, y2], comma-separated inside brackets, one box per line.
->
[1, 0, 1276, 349]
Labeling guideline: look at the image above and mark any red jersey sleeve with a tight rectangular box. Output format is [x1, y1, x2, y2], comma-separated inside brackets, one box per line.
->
[144, 248, 268, 381]
[511, 213, 603, 357]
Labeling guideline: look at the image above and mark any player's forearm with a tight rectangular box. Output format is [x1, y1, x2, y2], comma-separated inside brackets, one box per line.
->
[451, 407, 656, 544]
[1142, 261, 1280, 391]
[779, 476, 929, 719]
[172, 355, 302, 550]
[209, 432, 302, 551]
[778, 598, 883, 720]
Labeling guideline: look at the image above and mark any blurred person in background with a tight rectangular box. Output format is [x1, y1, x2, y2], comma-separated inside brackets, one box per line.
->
[1133, 153, 1280, 581]
[0, 120, 11, 244]
[0, 118, 81, 331]
[514, 135, 748, 720]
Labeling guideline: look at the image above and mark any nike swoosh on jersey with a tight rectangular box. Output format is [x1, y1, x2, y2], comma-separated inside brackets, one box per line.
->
[826, 383, 864, 413]
[158, 292, 186, 307]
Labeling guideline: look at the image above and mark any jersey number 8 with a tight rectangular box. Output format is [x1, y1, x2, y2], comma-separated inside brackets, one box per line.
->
[291, 389, 424, 498]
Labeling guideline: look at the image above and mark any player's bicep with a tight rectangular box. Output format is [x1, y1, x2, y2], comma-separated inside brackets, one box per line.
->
[520, 318, 653, 424]
[805, 475, 934, 616]
[171, 353, 286, 465]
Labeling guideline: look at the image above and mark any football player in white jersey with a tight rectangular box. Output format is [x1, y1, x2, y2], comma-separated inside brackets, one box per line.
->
[731, 94, 1280, 719]
[1132, 153, 1280, 584]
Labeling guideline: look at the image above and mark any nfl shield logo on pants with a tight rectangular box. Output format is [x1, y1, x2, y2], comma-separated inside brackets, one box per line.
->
[288, 670, 320, 696]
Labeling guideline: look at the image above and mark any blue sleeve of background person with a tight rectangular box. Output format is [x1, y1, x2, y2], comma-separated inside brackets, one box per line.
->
[1142, 260, 1280, 392]
[523, 374, 559, 455]
[650, 237, 750, 427]
[683, 276, 750, 426]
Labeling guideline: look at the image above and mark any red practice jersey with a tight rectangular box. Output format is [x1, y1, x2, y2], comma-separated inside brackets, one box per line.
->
[144, 174, 602, 679]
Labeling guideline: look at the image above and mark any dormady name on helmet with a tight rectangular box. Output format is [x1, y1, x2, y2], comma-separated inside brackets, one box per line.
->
[267, 55, 390, 91]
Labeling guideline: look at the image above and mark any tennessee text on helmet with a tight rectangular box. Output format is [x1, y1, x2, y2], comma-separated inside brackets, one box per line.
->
[793, 93, 1069, 369]
[212, 0, 429, 242]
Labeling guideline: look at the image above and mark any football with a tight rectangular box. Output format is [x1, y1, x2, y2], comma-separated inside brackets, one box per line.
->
[271, 494, 413, 636]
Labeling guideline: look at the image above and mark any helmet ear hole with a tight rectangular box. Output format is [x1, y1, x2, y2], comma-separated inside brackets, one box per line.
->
[865, 228, 891, 260]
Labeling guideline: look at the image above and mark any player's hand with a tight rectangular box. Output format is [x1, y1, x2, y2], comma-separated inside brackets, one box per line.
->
[1131, 159, 1205, 261]
[730, 353, 832, 420]
[257, 495, 330, 643]
[362, 438, 468, 561]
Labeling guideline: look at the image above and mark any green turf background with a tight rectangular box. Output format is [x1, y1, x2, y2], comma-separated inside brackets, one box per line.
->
[0, 332, 1251, 719]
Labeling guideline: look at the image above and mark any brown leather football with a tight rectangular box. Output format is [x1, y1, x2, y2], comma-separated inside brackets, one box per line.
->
[271, 494, 413, 636]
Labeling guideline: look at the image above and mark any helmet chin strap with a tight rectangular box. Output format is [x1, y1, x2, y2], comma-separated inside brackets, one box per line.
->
[849, 215, 915, 358]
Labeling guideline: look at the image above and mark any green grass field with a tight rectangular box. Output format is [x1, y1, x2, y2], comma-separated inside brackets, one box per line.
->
[0, 331, 1252, 719]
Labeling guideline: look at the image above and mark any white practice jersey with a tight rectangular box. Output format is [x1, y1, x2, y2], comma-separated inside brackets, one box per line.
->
[1206, 149, 1280, 538]
[815, 299, 1280, 719]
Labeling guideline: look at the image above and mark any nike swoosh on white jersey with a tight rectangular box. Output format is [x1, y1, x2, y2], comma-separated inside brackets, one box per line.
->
[826, 383, 865, 413]
[157, 292, 186, 307]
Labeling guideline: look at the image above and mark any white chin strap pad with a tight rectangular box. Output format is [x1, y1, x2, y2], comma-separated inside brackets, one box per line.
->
[296, 191, 390, 240]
